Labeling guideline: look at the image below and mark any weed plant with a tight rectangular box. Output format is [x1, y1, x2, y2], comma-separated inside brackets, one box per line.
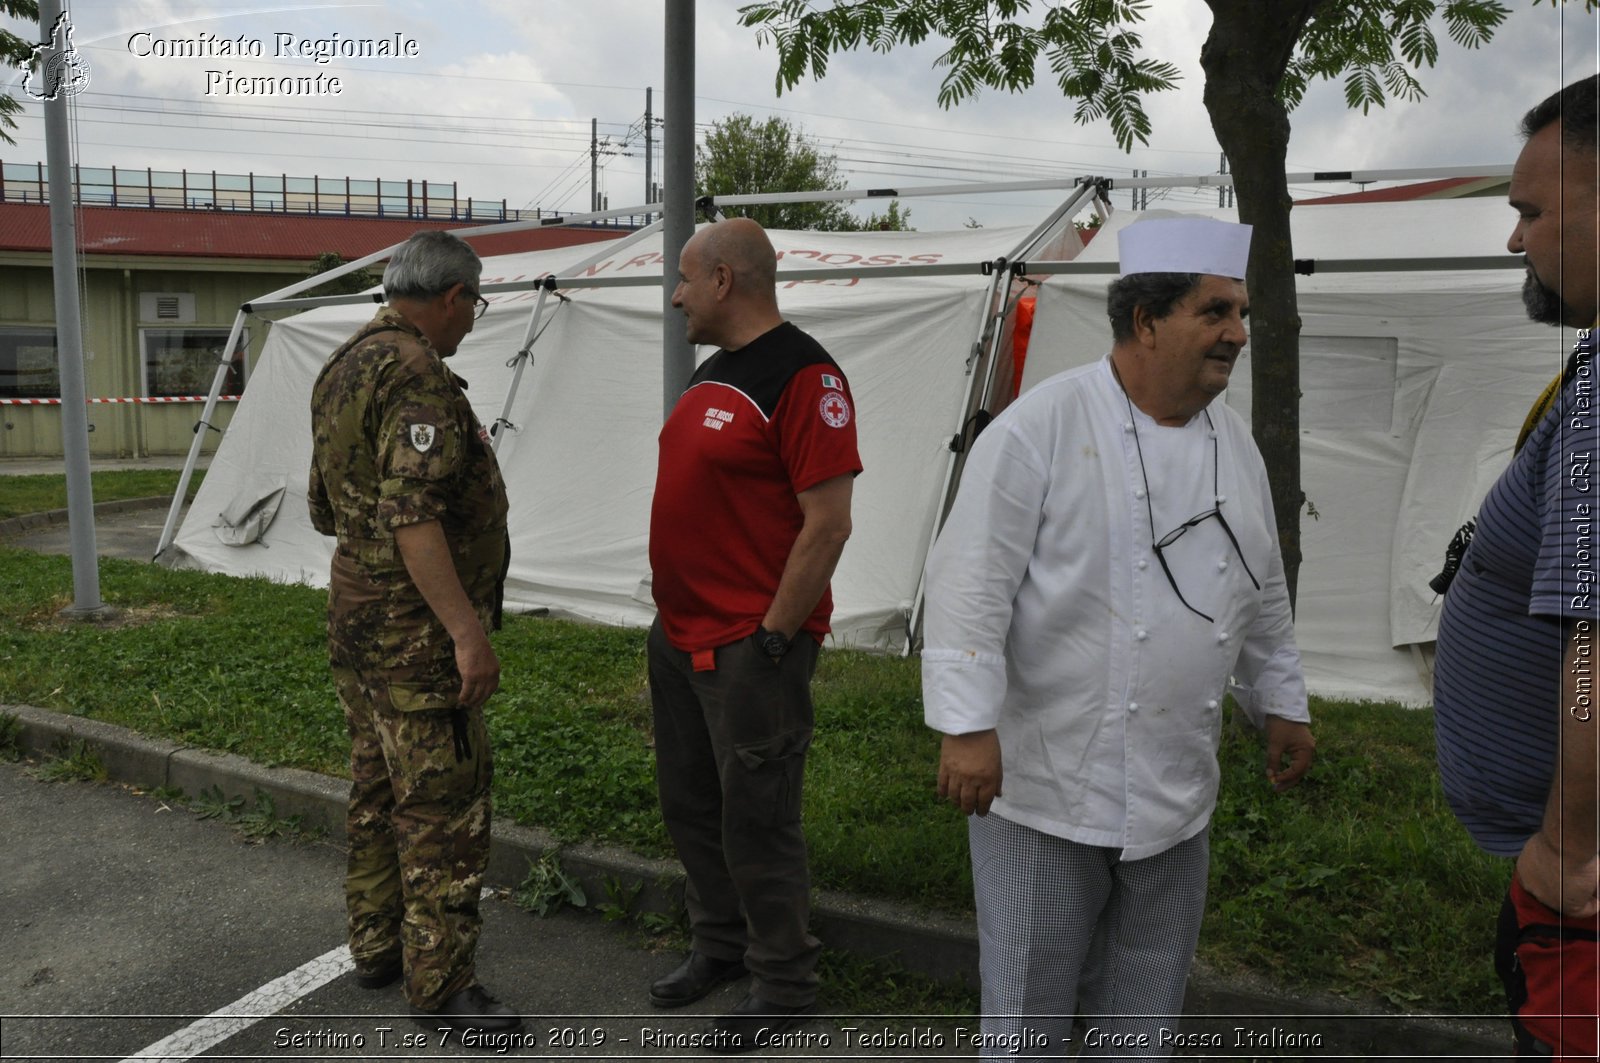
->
[0, 712, 21, 761]
[31, 739, 108, 783]
[0, 545, 1507, 1013]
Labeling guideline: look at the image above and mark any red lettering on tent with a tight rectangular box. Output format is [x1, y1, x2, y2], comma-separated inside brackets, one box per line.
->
[783, 277, 859, 289]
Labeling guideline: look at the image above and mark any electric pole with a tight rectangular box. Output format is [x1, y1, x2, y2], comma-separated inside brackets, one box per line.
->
[39, 0, 112, 620]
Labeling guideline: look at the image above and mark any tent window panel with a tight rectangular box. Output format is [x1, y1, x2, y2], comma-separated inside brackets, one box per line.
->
[0, 327, 61, 398]
[1299, 335, 1398, 431]
[141, 328, 249, 398]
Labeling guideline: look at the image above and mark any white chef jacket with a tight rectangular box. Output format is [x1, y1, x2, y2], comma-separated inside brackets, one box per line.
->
[922, 356, 1309, 860]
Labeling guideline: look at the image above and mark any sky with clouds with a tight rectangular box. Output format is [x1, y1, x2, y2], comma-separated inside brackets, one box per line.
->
[2, 1, 1596, 232]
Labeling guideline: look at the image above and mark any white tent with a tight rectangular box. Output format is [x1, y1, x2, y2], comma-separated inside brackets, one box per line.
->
[165, 194, 1555, 706]
[165, 223, 1072, 650]
[1023, 197, 1567, 704]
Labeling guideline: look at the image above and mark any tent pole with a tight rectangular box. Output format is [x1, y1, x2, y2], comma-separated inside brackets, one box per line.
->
[903, 182, 1103, 652]
[973, 182, 1103, 416]
[493, 286, 551, 455]
[490, 219, 666, 456]
[899, 263, 1008, 653]
[154, 309, 247, 560]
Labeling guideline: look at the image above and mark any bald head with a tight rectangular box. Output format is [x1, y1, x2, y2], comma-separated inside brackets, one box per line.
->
[693, 217, 779, 296]
[672, 218, 784, 350]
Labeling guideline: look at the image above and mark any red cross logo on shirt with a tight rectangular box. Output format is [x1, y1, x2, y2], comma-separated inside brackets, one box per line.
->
[819, 390, 850, 429]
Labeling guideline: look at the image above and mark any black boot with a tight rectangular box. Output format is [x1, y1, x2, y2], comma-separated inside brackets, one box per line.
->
[707, 993, 813, 1054]
[410, 983, 522, 1035]
[649, 951, 748, 1008]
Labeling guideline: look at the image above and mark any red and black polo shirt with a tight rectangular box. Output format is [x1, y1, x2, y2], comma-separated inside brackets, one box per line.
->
[650, 321, 863, 653]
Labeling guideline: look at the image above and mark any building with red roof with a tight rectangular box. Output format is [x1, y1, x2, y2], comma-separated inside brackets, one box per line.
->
[0, 202, 629, 458]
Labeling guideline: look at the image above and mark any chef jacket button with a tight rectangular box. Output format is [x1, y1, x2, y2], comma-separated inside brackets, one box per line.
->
[1124, 422, 1135, 432]
[1208, 430, 1218, 440]
[1217, 559, 1228, 571]
[1136, 559, 1148, 570]
[1215, 494, 1227, 504]
[1135, 629, 1148, 641]
[1134, 487, 1147, 499]
[1217, 631, 1230, 643]
[1207, 699, 1220, 710]
[1127, 702, 1139, 713]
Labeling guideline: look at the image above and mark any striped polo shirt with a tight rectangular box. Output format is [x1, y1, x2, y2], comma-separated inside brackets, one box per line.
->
[1435, 330, 1600, 856]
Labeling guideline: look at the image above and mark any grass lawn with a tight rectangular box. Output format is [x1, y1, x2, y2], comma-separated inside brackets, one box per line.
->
[0, 468, 204, 520]
[0, 508, 1510, 1015]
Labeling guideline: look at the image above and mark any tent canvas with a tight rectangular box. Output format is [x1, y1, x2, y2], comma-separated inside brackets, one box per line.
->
[167, 223, 1054, 650]
[169, 196, 1553, 706]
[1021, 197, 1566, 705]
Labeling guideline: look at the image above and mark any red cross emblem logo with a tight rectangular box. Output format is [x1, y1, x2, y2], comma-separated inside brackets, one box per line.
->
[819, 391, 850, 428]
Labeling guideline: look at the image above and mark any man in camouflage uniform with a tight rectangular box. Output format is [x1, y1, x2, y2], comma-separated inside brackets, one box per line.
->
[308, 229, 518, 1034]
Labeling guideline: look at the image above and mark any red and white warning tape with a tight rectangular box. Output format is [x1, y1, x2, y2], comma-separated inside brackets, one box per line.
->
[0, 395, 241, 405]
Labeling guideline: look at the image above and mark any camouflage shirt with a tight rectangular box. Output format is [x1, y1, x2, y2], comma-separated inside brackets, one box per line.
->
[309, 308, 509, 705]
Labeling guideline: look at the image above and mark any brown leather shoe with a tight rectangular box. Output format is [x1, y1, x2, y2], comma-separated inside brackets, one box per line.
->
[648, 951, 748, 1008]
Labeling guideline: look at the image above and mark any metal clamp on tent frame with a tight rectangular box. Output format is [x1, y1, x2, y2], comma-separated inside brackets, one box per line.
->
[695, 195, 726, 223]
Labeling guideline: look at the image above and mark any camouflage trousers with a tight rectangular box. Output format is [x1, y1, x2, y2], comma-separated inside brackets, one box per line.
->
[332, 665, 492, 1010]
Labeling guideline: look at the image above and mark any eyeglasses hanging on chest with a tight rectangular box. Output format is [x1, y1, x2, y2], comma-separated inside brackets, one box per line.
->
[1118, 387, 1261, 624]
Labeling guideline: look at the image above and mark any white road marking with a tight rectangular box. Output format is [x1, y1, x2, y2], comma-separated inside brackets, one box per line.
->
[119, 945, 354, 1062]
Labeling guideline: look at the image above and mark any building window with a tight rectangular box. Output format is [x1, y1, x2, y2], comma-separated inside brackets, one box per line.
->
[141, 328, 249, 398]
[0, 327, 61, 398]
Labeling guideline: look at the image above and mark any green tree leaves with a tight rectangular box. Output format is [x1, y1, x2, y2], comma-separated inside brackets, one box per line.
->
[741, 0, 1182, 152]
[1, 0, 42, 147]
[695, 112, 911, 231]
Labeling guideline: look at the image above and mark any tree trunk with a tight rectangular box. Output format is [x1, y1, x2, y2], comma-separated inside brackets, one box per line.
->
[1200, 0, 1323, 609]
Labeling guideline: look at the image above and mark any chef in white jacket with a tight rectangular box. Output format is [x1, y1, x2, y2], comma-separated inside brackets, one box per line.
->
[922, 215, 1315, 1060]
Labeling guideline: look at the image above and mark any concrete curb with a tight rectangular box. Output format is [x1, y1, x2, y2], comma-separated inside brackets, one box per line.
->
[0, 495, 172, 540]
[3, 702, 1507, 1058]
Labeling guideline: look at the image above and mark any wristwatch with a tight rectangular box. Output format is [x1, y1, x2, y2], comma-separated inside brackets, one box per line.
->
[755, 626, 791, 659]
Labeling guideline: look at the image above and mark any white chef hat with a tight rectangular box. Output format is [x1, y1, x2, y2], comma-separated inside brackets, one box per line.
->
[1117, 213, 1252, 279]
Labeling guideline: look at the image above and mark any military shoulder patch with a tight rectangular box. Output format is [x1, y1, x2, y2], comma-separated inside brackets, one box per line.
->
[409, 423, 438, 453]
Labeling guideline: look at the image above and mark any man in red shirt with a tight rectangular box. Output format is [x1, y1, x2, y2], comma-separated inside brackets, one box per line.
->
[647, 218, 860, 1051]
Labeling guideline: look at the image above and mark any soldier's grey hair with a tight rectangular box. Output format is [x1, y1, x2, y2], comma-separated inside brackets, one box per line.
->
[1106, 272, 1203, 342]
[383, 230, 482, 301]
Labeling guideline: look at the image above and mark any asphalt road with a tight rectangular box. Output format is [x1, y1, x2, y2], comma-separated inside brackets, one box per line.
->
[0, 759, 796, 1063]
[3, 501, 182, 564]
